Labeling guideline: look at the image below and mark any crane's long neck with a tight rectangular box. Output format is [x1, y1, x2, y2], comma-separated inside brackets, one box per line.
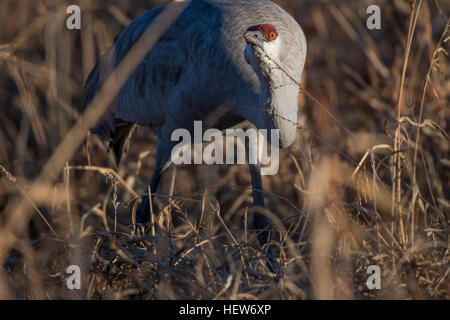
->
[258, 59, 299, 148]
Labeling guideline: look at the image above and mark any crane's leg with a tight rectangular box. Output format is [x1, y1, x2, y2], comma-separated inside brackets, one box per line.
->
[136, 141, 172, 224]
[246, 143, 278, 271]
[249, 163, 268, 242]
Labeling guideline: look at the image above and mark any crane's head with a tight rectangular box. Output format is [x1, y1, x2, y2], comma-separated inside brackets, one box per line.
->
[244, 24, 282, 77]
[244, 24, 279, 44]
[243, 23, 303, 149]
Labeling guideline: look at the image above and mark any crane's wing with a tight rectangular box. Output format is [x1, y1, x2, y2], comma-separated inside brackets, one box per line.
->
[84, 5, 186, 164]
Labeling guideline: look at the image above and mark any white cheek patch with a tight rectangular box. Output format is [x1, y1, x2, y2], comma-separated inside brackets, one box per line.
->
[262, 37, 282, 63]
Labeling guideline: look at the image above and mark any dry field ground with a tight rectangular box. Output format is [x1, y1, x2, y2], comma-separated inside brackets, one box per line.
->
[0, 0, 448, 299]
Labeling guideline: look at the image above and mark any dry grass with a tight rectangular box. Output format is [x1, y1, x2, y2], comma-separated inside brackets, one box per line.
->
[0, 0, 448, 299]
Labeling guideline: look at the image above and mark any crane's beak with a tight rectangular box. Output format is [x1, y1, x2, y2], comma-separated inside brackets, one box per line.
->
[244, 32, 261, 47]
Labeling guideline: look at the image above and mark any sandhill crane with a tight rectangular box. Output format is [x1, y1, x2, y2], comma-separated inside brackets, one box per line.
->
[84, 0, 307, 265]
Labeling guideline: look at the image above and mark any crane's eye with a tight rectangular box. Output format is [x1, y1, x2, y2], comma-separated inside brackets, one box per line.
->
[269, 32, 277, 40]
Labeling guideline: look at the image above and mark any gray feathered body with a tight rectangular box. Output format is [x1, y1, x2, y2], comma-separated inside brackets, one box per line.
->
[84, 0, 306, 162]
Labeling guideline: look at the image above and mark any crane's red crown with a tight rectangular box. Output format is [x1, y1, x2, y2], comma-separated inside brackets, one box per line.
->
[246, 24, 278, 41]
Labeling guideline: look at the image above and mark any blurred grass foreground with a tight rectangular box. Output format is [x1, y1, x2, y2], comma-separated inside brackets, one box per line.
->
[0, 0, 448, 299]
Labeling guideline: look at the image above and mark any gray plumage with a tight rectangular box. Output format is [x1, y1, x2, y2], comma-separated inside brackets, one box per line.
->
[85, 0, 306, 161]
[84, 0, 306, 264]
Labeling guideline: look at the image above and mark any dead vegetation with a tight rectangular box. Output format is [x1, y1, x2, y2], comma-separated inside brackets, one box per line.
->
[0, 0, 448, 299]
